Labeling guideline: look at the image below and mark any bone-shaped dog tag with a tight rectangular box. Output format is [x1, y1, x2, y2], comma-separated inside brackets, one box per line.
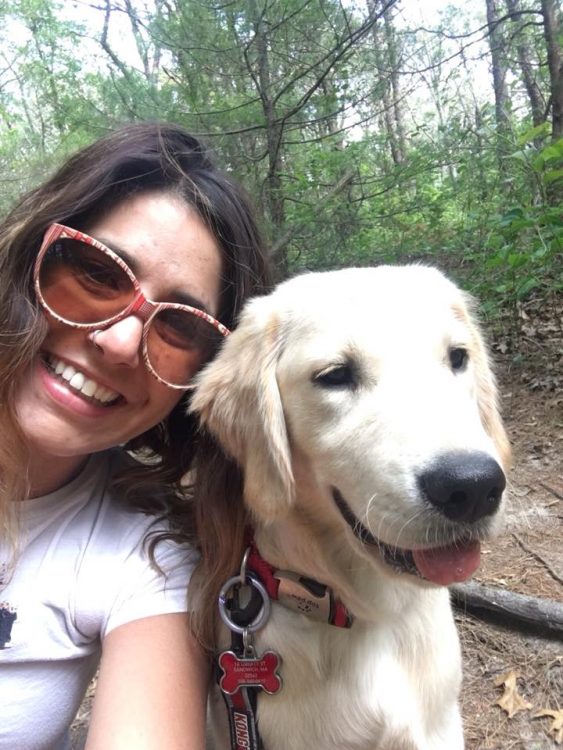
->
[218, 650, 282, 695]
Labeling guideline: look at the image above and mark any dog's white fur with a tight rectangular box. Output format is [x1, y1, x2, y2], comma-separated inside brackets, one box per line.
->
[192, 266, 510, 750]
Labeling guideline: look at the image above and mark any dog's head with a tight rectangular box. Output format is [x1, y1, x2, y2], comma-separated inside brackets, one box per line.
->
[191, 266, 510, 584]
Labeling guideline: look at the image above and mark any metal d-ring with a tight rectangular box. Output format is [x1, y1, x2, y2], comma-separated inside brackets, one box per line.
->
[218, 572, 271, 634]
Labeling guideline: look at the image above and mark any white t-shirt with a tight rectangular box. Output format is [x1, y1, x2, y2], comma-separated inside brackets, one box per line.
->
[0, 450, 197, 750]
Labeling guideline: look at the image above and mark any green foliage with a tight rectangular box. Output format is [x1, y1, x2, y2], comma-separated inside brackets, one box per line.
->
[473, 136, 563, 314]
[0, 0, 560, 346]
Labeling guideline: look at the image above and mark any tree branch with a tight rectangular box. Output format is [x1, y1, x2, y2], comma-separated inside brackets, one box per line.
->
[451, 581, 563, 639]
[270, 168, 355, 261]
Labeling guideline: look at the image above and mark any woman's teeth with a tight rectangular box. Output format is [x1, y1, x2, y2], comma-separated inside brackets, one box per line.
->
[48, 356, 120, 405]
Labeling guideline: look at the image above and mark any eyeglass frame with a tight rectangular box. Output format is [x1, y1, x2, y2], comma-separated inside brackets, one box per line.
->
[33, 223, 231, 390]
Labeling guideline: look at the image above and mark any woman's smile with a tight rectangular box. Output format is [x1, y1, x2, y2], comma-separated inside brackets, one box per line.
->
[16, 190, 223, 484]
[41, 352, 123, 408]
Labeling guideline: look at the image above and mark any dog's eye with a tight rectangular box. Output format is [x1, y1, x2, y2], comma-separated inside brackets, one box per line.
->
[449, 347, 468, 371]
[314, 364, 356, 388]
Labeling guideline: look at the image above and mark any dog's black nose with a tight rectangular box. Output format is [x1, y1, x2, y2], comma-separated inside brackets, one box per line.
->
[418, 451, 506, 523]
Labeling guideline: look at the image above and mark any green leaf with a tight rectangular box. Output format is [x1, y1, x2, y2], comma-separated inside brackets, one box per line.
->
[516, 277, 539, 298]
[499, 207, 525, 225]
[538, 138, 563, 165]
[517, 122, 550, 146]
[507, 150, 529, 164]
[507, 253, 529, 268]
[540, 145, 563, 163]
[544, 168, 563, 185]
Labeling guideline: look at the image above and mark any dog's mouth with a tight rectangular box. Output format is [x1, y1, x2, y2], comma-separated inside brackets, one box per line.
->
[332, 488, 481, 585]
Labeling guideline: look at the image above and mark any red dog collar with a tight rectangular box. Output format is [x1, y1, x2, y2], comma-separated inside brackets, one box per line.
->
[246, 538, 354, 628]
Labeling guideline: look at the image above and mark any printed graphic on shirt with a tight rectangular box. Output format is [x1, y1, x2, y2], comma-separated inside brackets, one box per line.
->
[0, 562, 16, 648]
[0, 602, 17, 648]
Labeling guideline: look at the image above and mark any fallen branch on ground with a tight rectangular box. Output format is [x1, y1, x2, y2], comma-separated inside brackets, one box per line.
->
[512, 532, 563, 586]
[451, 580, 563, 640]
[539, 481, 563, 501]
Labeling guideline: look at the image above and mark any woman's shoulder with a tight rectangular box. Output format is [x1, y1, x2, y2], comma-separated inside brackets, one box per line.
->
[78, 449, 184, 548]
[73, 453, 197, 638]
[4, 449, 197, 652]
[25, 448, 188, 561]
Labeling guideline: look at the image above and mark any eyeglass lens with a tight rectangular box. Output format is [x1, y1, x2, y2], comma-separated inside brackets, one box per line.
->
[38, 237, 223, 387]
[39, 238, 137, 323]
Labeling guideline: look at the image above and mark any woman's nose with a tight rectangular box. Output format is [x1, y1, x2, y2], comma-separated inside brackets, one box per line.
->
[90, 316, 144, 368]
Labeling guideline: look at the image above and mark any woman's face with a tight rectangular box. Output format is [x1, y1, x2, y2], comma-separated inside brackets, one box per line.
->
[16, 190, 223, 473]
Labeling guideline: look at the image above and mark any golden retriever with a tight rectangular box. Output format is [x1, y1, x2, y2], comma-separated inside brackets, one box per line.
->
[192, 265, 510, 750]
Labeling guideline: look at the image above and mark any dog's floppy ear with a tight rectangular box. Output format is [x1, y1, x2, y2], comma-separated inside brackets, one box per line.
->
[460, 292, 512, 471]
[190, 296, 294, 521]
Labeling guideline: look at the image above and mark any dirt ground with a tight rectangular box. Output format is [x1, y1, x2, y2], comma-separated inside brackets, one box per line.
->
[71, 369, 562, 750]
[459, 369, 562, 750]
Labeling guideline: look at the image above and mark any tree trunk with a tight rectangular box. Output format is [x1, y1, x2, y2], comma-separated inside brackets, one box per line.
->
[485, 0, 511, 173]
[247, 0, 287, 277]
[541, 0, 563, 141]
[541, 0, 563, 204]
[383, 3, 406, 164]
[368, 0, 403, 166]
[504, 0, 546, 128]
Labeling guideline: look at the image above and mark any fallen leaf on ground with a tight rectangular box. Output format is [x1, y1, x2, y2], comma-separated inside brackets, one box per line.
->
[533, 708, 563, 744]
[494, 670, 533, 718]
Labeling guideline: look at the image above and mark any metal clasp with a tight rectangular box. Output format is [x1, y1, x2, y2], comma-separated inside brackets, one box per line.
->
[218, 548, 271, 635]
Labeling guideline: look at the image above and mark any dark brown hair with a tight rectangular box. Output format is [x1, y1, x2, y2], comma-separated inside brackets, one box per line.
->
[0, 122, 271, 559]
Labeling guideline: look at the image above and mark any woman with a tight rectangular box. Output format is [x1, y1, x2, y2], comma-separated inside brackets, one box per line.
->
[0, 122, 270, 749]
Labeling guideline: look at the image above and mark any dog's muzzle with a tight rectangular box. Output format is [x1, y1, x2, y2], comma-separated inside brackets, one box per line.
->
[331, 449, 506, 587]
[332, 487, 421, 577]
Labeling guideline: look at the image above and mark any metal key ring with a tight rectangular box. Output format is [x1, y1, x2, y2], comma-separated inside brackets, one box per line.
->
[218, 573, 271, 634]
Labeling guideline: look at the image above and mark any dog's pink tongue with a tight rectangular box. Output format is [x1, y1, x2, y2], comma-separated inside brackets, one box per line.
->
[412, 541, 481, 585]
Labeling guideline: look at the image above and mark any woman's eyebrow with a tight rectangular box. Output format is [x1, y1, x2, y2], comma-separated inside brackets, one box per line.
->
[168, 289, 212, 313]
[98, 237, 212, 314]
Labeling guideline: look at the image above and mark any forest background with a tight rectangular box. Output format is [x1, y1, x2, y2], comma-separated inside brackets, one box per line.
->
[1, 1, 562, 748]
[1, 0, 561, 333]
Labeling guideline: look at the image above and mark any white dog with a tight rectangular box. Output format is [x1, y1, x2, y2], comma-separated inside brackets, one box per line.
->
[192, 266, 511, 750]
